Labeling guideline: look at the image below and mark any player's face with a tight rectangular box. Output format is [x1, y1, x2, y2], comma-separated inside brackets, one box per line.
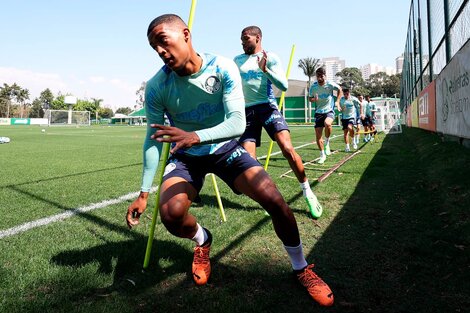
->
[148, 23, 190, 73]
[241, 31, 258, 54]
[344, 90, 350, 98]
[316, 73, 326, 85]
[358, 95, 363, 102]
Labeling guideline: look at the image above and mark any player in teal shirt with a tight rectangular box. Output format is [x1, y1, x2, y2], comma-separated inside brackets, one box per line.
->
[339, 88, 360, 151]
[234, 25, 322, 219]
[309, 67, 342, 164]
[365, 95, 377, 141]
[125, 14, 334, 307]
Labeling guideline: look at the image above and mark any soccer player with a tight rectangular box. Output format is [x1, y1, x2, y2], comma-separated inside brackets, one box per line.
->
[126, 14, 334, 307]
[234, 25, 322, 218]
[353, 94, 363, 146]
[309, 67, 343, 164]
[358, 94, 371, 142]
[339, 88, 360, 151]
[365, 95, 377, 141]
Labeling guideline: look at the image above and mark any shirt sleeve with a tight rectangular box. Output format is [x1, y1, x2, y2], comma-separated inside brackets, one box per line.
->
[140, 83, 165, 192]
[263, 52, 288, 91]
[195, 60, 246, 143]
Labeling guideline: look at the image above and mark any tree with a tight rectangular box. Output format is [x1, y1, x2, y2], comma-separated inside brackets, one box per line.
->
[29, 98, 45, 118]
[366, 72, 389, 97]
[383, 73, 401, 98]
[335, 67, 364, 91]
[91, 97, 103, 121]
[136, 81, 146, 109]
[15, 88, 30, 118]
[298, 57, 321, 91]
[0, 83, 14, 117]
[39, 89, 54, 111]
[116, 107, 133, 115]
[98, 107, 113, 118]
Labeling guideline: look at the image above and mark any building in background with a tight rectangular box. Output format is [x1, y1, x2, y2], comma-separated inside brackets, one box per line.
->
[320, 57, 345, 84]
[396, 54, 404, 74]
[360, 63, 396, 80]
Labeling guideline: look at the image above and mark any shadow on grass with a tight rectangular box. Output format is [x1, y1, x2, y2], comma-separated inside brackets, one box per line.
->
[306, 127, 470, 312]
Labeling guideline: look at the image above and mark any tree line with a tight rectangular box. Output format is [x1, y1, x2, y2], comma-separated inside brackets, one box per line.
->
[0, 83, 134, 119]
[298, 57, 401, 98]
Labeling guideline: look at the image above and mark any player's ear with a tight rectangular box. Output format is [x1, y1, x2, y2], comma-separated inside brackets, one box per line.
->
[183, 28, 190, 42]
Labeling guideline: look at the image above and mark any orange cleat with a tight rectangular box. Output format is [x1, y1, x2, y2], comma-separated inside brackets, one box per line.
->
[296, 264, 334, 306]
[192, 231, 212, 285]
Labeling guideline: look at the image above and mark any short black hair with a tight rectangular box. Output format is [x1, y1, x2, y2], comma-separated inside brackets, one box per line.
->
[316, 67, 326, 75]
[147, 14, 187, 37]
[242, 25, 262, 37]
[343, 88, 350, 93]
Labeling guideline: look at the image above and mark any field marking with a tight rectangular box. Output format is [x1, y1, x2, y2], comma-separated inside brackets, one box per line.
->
[1, 135, 339, 239]
[0, 187, 157, 239]
[257, 134, 341, 160]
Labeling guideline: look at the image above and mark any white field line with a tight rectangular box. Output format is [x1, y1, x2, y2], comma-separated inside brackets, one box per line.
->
[1, 135, 339, 239]
[257, 134, 341, 160]
[0, 186, 158, 239]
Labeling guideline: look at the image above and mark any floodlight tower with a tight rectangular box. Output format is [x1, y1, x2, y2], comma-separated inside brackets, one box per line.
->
[64, 96, 77, 125]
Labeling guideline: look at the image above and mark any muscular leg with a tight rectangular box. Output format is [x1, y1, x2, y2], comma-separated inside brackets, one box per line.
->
[324, 117, 334, 139]
[275, 130, 307, 183]
[315, 127, 324, 151]
[159, 177, 199, 239]
[234, 166, 300, 247]
[241, 140, 257, 159]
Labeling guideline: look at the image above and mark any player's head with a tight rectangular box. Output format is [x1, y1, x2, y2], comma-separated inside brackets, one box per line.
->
[241, 26, 262, 55]
[147, 14, 192, 73]
[343, 88, 350, 98]
[365, 95, 371, 101]
[357, 94, 363, 101]
[315, 67, 326, 85]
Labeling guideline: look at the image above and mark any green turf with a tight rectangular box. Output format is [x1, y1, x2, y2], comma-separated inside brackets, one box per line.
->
[0, 125, 468, 312]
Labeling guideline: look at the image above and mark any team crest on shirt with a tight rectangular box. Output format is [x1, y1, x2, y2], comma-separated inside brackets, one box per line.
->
[204, 76, 221, 94]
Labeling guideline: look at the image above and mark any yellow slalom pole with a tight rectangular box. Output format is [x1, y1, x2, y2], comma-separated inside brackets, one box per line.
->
[264, 44, 296, 171]
[211, 174, 226, 222]
[143, 0, 199, 269]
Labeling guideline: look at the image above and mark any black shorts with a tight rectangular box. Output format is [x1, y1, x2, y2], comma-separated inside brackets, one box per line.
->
[238, 103, 289, 147]
[163, 140, 261, 194]
[341, 118, 356, 130]
[361, 116, 371, 127]
[314, 111, 335, 128]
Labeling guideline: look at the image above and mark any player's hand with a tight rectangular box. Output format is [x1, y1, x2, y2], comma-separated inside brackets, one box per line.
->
[309, 94, 319, 103]
[150, 124, 200, 154]
[126, 192, 148, 229]
[257, 50, 268, 72]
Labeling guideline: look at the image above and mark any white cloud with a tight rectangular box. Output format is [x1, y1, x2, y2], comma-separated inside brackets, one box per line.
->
[0, 67, 138, 111]
[0, 67, 68, 96]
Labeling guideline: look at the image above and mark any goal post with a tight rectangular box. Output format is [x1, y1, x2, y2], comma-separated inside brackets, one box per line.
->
[44, 110, 91, 126]
[372, 99, 402, 134]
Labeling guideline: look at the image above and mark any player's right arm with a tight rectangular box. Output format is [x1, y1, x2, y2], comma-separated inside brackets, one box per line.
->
[127, 80, 165, 229]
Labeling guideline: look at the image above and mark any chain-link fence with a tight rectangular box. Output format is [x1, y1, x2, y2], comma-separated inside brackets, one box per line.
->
[400, 0, 470, 109]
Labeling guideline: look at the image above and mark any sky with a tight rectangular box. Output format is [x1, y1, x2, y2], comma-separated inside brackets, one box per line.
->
[0, 0, 411, 111]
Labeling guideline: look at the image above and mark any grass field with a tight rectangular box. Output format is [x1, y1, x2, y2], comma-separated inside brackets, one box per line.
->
[0, 125, 469, 313]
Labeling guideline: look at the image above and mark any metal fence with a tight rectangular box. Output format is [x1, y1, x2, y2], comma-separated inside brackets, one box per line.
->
[400, 0, 470, 109]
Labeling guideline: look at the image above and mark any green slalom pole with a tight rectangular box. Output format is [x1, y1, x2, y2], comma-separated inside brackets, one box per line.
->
[264, 44, 296, 171]
[143, 0, 198, 269]
[143, 141, 170, 269]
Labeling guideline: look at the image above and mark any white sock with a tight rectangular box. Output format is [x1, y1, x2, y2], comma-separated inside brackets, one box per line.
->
[320, 150, 325, 157]
[284, 243, 308, 271]
[346, 144, 350, 149]
[300, 180, 312, 197]
[191, 223, 208, 246]
[325, 137, 330, 145]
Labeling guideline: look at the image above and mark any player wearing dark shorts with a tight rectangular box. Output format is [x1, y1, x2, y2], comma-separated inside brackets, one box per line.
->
[126, 15, 334, 307]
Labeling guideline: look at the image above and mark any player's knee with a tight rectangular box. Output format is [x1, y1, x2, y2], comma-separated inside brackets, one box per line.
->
[160, 200, 188, 226]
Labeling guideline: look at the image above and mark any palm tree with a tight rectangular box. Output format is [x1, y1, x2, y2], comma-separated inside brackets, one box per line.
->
[91, 98, 103, 123]
[16, 88, 30, 118]
[298, 57, 322, 91]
